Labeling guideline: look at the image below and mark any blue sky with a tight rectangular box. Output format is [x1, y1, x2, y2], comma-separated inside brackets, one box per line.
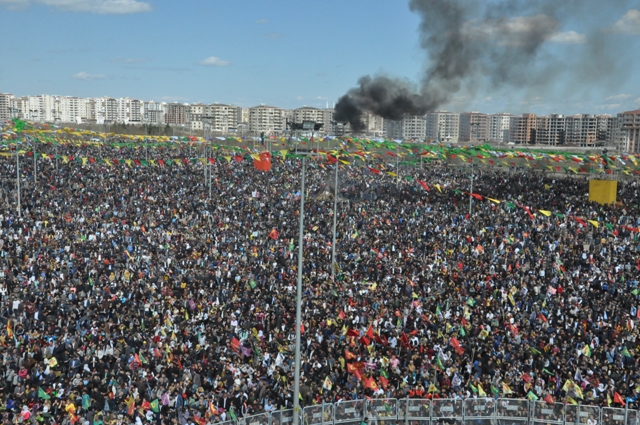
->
[0, 0, 639, 115]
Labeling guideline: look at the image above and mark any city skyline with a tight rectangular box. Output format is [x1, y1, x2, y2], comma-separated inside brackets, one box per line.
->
[3, 91, 639, 153]
[0, 1, 638, 115]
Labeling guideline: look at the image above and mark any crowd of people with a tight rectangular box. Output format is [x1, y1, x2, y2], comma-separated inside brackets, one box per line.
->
[1, 138, 640, 425]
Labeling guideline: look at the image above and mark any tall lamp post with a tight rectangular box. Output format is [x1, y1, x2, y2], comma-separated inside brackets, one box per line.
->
[331, 160, 339, 281]
[291, 127, 318, 425]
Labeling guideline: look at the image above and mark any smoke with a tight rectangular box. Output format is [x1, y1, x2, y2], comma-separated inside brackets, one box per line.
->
[334, 0, 627, 132]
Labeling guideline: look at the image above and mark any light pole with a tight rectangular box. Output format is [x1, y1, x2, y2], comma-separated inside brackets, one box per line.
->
[331, 161, 339, 281]
[469, 162, 474, 216]
[16, 147, 21, 218]
[292, 145, 316, 425]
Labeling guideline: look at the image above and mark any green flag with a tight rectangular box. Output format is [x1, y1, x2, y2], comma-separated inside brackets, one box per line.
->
[38, 387, 51, 400]
[150, 399, 159, 413]
[527, 391, 539, 401]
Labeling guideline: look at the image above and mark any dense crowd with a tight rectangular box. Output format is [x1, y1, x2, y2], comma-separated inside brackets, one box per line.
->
[1, 139, 640, 425]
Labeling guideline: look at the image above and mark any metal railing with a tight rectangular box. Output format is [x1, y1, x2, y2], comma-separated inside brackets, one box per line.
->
[231, 398, 638, 425]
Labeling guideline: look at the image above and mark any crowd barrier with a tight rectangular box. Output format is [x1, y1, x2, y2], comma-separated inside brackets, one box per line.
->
[231, 399, 639, 425]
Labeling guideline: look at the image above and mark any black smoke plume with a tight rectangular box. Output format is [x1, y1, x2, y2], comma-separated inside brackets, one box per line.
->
[334, 0, 628, 132]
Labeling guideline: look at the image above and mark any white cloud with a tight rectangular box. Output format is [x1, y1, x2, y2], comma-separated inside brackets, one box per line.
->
[606, 93, 632, 101]
[608, 9, 640, 35]
[198, 56, 232, 67]
[596, 103, 622, 111]
[635, 97, 640, 104]
[72, 71, 106, 80]
[1, 0, 151, 14]
[547, 31, 587, 44]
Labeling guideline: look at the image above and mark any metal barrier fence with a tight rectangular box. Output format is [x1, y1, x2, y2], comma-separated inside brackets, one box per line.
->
[224, 398, 638, 425]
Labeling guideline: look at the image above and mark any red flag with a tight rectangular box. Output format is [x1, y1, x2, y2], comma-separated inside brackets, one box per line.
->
[470, 193, 483, 200]
[300, 323, 305, 334]
[522, 206, 535, 220]
[364, 376, 379, 391]
[338, 311, 346, 320]
[369, 167, 381, 175]
[346, 363, 357, 374]
[544, 394, 555, 404]
[379, 375, 389, 388]
[327, 154, 338, 164]
[346, 329, 360, 338]
[574, 217, 587, 227]
[208, 157, 215, 164]
[359, 336, 371, 346]
[418, 180, 430, 191]
[614, 392, 626, 406]
[400, 332, 410, 347]
[345, 350, 356, 360]
[230, 337, 241, 352]
[269, 229, 279, 240]
[366, 325, 374, 339]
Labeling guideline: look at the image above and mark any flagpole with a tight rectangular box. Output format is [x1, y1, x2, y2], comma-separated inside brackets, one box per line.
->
[292, 156, 306, 425]
[331, 161, 338, 281]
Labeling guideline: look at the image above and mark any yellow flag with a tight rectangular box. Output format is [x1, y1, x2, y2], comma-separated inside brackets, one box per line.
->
[434, 184, 442, 193]
[81, 157, 88, 165]
[386, 172, 397, 177]
[223, 156, 232, 163]
[487, 198, 501, 204]
[280, 150, 288, 158]
[538, 210, 552, 217]
[588, 220, 599, 228]
[125, 159, 133, 168]
[478, 384, 487, 397]
[339, 160, 350, 165]
[104, 159, 112, 166]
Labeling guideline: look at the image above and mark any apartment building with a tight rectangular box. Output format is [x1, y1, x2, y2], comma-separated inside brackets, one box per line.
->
[616, 109, 640, 153]
[292, 107, 324, 125]
[489, 113, 512, 143]
[426, 111, 460, 143]
[385, 115, 425, 140]
[164, 103, 188, 125]
[117, 98, 142, 124]
[510, 113, 537, 144]
[459, 112, 490, 142]
[248, 105, 285, 134]
[0, 93, 11, 121]
[563, 114, 614, 147]
[535, 114, 566, 146]
[143, 101, 165, 125]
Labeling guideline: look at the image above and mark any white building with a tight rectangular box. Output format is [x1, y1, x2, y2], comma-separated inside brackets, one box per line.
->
[489, 113, 512, 143]
[25, 95, 55, 122]
[0, 93, 12, 121]
[116, 98, 142, 124]
[249, 105, 285, 135]
[292, 107, 324, 125]
[385, 115, 425, 140]
[459, 112, 489, 142]
[426, 111, 460, 143]
[143, 101, 165, 125]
